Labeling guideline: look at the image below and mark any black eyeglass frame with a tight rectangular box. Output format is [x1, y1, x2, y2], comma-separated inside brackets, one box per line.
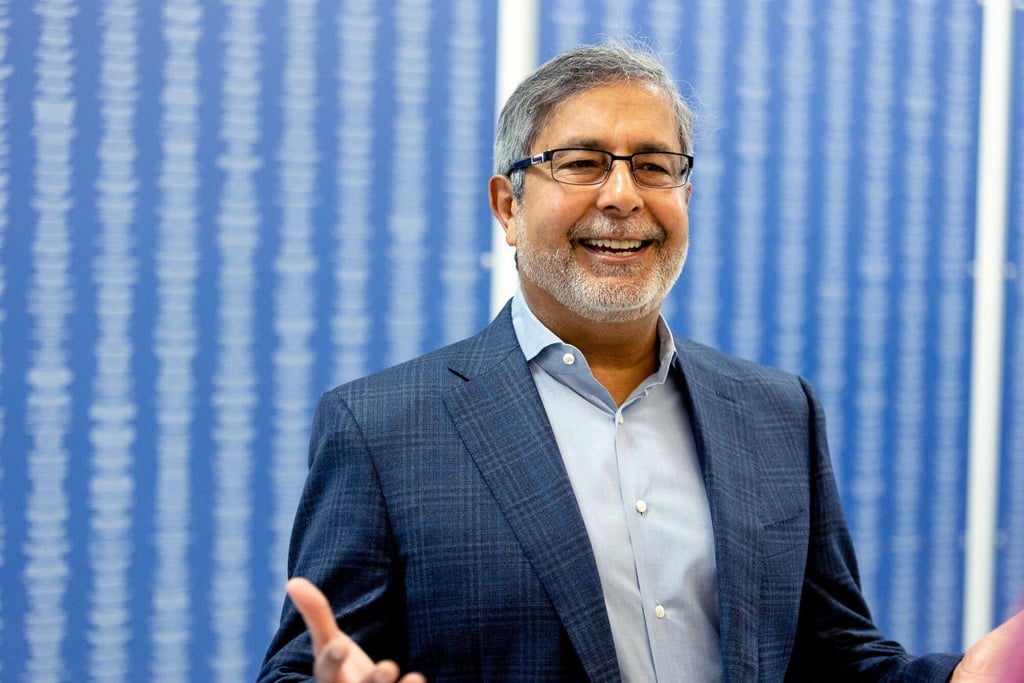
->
[506, 147, 694, 189]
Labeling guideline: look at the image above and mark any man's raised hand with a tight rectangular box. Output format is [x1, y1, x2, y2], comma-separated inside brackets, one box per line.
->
[286, 577, 426, 683]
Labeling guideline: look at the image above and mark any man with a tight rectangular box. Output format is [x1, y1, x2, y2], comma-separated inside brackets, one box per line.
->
[259, 44, 1021, 682]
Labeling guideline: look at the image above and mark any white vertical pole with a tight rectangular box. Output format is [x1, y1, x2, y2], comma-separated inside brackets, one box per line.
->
[963, 0, 1015, 648]
[490, 0, 539, 317]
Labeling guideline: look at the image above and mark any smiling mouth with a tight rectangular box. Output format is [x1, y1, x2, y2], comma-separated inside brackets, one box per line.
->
[580, 238, 648, 254]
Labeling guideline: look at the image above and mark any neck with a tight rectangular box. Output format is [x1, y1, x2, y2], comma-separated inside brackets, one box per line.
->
[521, 286, 662, 406]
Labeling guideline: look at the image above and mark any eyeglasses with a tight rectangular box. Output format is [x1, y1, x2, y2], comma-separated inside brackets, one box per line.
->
[507, 147, 693, 189]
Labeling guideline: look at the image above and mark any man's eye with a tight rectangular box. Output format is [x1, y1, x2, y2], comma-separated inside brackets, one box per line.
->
[637, 162, 670, 174]
[563, 158, 602, 169]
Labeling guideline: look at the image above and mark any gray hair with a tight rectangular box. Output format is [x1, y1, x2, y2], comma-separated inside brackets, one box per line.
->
[493, 43, 694, 200]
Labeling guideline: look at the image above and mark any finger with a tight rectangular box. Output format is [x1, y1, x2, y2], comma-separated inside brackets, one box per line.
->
[286, 577, 342, 654]
[312, 636, 349, 682]
[361, 661, 427, 683]
[361, 661, 401, 683]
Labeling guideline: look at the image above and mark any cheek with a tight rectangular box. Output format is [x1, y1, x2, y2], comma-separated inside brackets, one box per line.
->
[653, 203, 689, 241]
[523, 203, 588, 245]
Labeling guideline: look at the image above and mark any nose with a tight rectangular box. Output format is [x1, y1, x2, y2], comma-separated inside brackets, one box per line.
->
[597, 158, 643, 216]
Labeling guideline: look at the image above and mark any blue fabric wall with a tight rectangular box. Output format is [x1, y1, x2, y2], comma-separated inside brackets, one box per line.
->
[0, 1, 1021, 680]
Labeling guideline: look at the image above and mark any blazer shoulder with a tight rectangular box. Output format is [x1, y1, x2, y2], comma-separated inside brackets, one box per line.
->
[673, 337, 821, 426]
[675, 336, 803, 386]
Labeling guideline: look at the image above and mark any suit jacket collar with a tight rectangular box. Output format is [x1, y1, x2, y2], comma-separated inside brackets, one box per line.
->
[442, 304, 621, 683]
[674, 341, 761, 680]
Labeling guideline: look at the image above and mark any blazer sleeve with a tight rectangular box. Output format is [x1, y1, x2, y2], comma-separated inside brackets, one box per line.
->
[257, 390, 406, 682]
[785, 378, 962, 682]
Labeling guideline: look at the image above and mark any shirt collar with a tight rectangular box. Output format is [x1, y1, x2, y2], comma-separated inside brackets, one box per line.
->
[510, 285, 678, 385]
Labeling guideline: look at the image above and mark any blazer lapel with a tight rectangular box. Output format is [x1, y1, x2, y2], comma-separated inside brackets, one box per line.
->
[442, 309, 620, 683]
[676, 347, 761, 681]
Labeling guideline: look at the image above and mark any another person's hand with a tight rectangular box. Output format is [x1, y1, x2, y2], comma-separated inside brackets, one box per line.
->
[286, 577, 426, 683]
[951, 610, 1024, 682]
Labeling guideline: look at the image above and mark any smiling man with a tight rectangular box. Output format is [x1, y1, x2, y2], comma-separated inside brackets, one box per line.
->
[493, 80, 693, 407]
[259, 44, 1020, 683]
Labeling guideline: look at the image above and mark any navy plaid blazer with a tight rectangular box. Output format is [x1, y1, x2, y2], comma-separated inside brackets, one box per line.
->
[259, 303, 961, 682]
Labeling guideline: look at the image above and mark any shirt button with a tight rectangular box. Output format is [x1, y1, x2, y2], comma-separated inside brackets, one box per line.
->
[617, 413, 624, 425]
[655, 604, 666, 619]
[635, 500, 647, 515]
[562, 352, 575, 365]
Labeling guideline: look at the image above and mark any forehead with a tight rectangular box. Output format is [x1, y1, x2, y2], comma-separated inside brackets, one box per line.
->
[535, 82, 680, 152]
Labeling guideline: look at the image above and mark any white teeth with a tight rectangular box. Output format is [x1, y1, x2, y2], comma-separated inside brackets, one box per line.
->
[586, 239, 643, 250]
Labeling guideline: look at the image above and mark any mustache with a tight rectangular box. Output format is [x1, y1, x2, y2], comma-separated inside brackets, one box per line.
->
[567, 214, 667, 244]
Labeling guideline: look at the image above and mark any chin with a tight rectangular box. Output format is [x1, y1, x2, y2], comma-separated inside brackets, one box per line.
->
[579, 305, 660, 324]
[563, 270, 680, 324]
[561, 290, 664, 324]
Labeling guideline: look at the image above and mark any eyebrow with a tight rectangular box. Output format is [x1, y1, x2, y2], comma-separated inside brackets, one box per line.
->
[557, 138, 681, 154]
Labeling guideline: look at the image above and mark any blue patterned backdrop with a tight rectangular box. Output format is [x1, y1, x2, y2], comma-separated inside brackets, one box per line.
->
[1000, 0, 1024, 631]
[0, 1, 1022, 680]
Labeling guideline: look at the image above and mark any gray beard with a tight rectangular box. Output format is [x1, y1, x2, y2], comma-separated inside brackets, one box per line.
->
[515, 213, 687, 323]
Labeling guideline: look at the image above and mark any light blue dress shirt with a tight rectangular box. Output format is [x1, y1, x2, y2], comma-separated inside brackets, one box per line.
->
[511, 289, 722, 683]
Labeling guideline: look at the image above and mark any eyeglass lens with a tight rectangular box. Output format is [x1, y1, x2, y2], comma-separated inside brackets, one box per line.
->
[550, 149, 689, 187]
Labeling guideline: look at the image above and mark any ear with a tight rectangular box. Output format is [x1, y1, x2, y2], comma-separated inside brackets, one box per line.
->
[489, 175, 519, 246]
[684, 182, 693, 206]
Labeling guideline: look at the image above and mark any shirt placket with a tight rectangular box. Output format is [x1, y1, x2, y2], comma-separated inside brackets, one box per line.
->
[615, 404, 670, 680]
